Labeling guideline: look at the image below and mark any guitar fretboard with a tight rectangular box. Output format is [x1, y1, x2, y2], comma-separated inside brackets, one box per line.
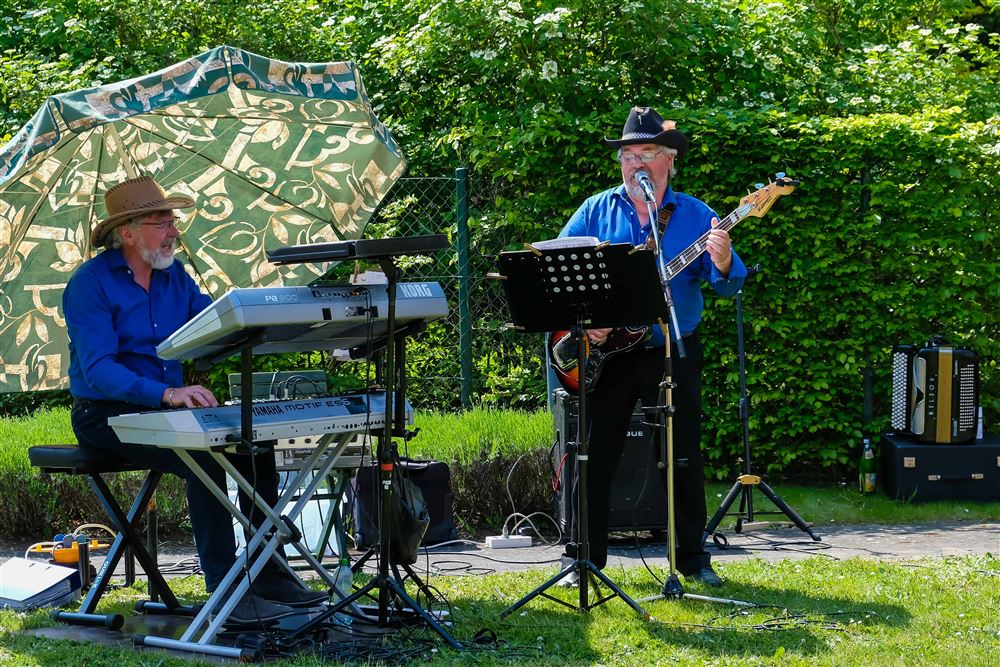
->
[662, 203, 753, 280]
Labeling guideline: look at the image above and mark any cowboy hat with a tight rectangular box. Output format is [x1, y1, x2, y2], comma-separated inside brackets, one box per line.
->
[605, 106, 689, 158]
[91, 175, 194, 247]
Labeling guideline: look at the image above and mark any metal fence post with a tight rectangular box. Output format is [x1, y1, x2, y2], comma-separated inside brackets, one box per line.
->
[455, 167, 473, 409]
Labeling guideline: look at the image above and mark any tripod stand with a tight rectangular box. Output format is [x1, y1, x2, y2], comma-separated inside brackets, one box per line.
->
[283, 237, 461, 649]
[701, 265, 819, 545]
[493, 240, 669, 617]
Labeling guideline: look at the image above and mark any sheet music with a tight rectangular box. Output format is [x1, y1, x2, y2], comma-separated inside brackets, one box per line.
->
[531, 236, 600, 250]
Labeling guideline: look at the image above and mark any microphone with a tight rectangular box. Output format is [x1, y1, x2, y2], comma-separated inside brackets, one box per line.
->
[635, 170, 656, 203]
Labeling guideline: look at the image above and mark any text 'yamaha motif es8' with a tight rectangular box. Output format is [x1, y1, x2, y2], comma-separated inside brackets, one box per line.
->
[891, 338, 979, 444]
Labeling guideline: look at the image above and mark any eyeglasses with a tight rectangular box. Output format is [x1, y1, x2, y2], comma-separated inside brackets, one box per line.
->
[618, 149, 664, 166]
[138, 216, 180, 231]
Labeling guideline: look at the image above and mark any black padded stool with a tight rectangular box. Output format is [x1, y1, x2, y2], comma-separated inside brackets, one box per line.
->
[28, 445, 193, 628]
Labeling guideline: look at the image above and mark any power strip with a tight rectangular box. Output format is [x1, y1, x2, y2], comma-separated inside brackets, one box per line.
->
[485, 535, 532, 549]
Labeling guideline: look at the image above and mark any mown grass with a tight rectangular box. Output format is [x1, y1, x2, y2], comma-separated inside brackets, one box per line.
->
[403, 408, 554, 461]
[2, 408, 999, 541]
[1, 555, 997, 665]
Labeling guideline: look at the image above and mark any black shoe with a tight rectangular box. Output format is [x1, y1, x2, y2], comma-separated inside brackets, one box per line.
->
[252, 569, 330, 608]
[220, 592, 297, 626]
[685, 566, 723, 587]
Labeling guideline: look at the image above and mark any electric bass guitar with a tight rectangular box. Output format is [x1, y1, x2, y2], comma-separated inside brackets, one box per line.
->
[548, 175, 799, 394]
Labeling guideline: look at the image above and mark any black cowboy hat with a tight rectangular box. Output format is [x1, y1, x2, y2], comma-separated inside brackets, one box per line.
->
[605, 106, 689, 158]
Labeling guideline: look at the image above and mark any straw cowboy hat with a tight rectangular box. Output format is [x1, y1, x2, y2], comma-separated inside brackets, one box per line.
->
[605, 106, 689, 158]
[91, 175, 194, 247]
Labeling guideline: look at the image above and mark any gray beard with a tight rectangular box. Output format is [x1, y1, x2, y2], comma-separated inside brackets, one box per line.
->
[625, 182, 645, 200]
[140, 245, 176, 270]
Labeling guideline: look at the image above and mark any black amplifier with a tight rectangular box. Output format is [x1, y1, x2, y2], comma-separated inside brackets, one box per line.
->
[890, 340, 979, 443]
[881, 431, 1000, 502]
[552, 389, 667, 534]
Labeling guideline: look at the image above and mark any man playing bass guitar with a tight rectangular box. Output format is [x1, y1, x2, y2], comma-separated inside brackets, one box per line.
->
[554, 107, 747, 587]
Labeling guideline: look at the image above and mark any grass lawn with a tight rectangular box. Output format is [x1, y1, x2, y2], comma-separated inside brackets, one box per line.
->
[1, 555, 997, 665]
[2, 408, 998, 664]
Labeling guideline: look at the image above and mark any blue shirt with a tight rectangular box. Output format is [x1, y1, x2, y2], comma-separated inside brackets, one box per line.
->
[560, 184, 747, 344]
[63, 248, 212, 407]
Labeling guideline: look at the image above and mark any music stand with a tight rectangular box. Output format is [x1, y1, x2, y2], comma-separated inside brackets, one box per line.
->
[494, 241, 666, 616]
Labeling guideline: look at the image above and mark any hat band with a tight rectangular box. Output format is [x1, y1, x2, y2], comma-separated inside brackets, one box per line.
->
[620, 132, 660, 140]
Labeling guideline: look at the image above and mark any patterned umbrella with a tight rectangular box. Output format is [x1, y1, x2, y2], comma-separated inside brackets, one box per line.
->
[0, 46, 406, 393]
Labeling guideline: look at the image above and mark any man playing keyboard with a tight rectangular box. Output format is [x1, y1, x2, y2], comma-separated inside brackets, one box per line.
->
[63, 175, 327, 624]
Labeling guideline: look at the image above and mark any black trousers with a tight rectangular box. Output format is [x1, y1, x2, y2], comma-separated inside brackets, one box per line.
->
[568, 334, 710, 573]
[72, 398, 284, 592]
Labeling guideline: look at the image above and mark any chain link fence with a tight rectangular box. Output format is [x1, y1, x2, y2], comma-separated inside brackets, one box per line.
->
[324, 171, 548, 411]
[0, 170, 547, 415]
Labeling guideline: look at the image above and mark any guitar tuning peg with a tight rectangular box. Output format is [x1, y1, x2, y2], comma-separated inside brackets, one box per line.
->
[754, 183, 765, 190]
[775, 171, 786, 179]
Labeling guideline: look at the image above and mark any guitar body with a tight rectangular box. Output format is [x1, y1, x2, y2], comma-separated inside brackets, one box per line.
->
[548, 326, 651, 394]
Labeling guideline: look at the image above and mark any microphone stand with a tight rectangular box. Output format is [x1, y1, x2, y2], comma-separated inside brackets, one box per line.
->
[636, 169, 752, 609]
[638, 171, 684, 595]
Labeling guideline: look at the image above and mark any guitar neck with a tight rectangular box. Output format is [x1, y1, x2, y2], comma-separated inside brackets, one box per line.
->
[662, 203, 752, 281]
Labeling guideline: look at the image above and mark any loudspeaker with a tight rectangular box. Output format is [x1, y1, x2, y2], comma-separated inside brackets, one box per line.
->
[552, 389, 667, 535]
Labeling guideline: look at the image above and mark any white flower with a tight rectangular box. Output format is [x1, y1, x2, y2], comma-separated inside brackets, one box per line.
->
[508, 1, 522, 11]
[732, 48, 745, 57]
[849, 96, 865, 105]
[919, 28, 933, 36]
[847, 64, 860, 73]
[898, 40, 912, 50]
[826, 96, 838, 103]
[540, 60, 559, 80]
[869, 94, 882, 103]
[944, 27, 960, 36]
[966, 23, 982, 33]
[760, 91, 774, 100]
[534, 8, 572, 24]
[498, 9, 513, 22]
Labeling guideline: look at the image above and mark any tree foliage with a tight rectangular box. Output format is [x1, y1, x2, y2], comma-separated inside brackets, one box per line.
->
[2, 0, 999, 477]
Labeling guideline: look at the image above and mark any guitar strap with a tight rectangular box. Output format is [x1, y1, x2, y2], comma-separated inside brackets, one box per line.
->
[643, 204, 674, 251]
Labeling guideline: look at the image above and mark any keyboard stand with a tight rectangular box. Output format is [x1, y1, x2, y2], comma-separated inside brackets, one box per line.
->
[130, 344, 372, 659]
[134, 431, 360, 659]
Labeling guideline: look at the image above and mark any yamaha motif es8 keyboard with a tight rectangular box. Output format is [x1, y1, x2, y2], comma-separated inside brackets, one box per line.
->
[156, 282, 448, 362]
[108, 392, 411, 449]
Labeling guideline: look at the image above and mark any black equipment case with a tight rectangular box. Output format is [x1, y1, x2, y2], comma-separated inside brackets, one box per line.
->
[881, 431, 1000, 502]
[552, 389, 668, 534]
[351, 457, 458, 547]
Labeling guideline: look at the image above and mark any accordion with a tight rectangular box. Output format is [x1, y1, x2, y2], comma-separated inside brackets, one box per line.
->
[891, 341, 979, 443]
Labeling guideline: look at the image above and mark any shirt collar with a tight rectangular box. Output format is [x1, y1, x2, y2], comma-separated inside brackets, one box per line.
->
[103, 247, 130, 273]
[612, 183, 677, 211]
[101, 246, 175, 275]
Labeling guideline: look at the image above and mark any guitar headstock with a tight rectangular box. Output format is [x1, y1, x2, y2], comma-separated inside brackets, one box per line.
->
[740, 173, 799, 218]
